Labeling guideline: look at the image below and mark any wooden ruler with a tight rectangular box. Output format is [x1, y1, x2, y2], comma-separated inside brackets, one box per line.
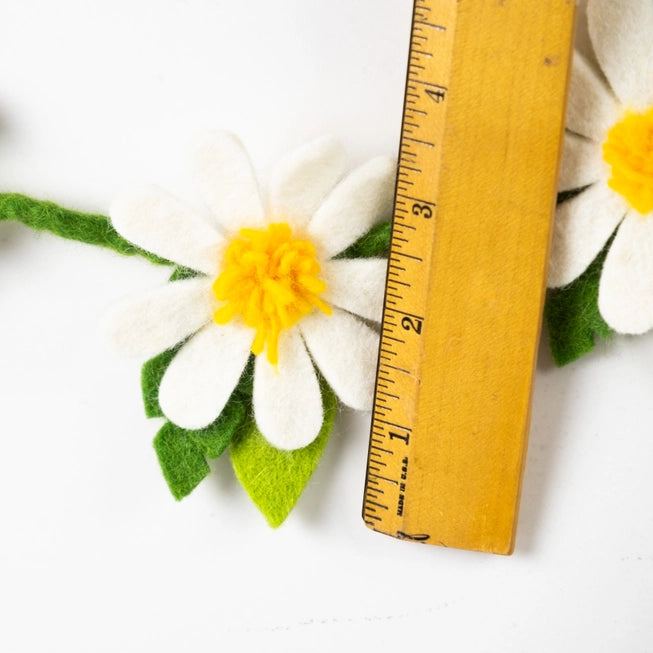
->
[362, 0, 576, 555]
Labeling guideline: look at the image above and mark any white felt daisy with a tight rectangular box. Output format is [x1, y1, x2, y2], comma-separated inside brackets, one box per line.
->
[106, 132, 394, 450]
[549, 0, 653, 334]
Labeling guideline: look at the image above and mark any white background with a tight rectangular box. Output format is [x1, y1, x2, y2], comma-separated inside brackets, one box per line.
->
[1, 1, 652, 651]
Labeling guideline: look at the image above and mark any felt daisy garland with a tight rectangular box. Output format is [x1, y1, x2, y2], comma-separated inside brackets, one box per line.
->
[546, 0, 653, 365]
[0, 133, 394, 526]
[3, 2, 653, 524]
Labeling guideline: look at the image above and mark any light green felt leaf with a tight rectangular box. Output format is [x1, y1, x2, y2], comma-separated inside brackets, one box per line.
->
[336, 220, 392, 259]
[230, 383, 337, 528]
[0, 193, 168, 265]
[545, 237, 614, 367]
[154, 423, 211, 500]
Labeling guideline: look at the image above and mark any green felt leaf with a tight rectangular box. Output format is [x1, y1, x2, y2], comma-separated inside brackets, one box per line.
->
[141, 346, 181, 418]
[148, 352, 253, 499]
[154, 423, 211, 500]
[230, 382, 337, 528]
[0, 193, 168, 265]
[152, 396, 249, 500]
[545, 238, 614, 367]
[169, 266, 199, 282]
[190, 399, 248, 459]
[335, 220, 392, 259]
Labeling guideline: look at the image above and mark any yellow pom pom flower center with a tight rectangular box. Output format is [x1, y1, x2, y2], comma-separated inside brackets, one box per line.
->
[212, 222, 331, 365]
[603, 108, 653, 215]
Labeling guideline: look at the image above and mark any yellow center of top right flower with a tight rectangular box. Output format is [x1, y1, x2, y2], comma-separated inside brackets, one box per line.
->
[603, 108, 653, 215]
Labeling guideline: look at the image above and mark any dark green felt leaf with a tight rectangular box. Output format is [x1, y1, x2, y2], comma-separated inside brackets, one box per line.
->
[148, 353, 253, 498]
[152, 400, 249, 500]
[230, 383, 337, 528]
[141, 346, 181, 418]
[190, 400, 248, 459]
[169, 266, 200, 282]
[0, 193, 168, 265]
[335, 220, 392, 259]
[545, 239, 614, 367]
[154, 423, 211, 500]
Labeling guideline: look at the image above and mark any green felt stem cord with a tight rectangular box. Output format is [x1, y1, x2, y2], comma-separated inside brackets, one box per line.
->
[0, 193, 168, 264]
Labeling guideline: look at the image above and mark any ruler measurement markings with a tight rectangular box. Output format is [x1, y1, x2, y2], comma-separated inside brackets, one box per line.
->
[366, 501, 389, 511]
[363, 0, 458, 538]
[378, 391, 401, 400]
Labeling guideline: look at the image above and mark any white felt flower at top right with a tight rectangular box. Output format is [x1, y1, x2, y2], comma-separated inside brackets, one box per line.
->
[548, 0, 653, 334]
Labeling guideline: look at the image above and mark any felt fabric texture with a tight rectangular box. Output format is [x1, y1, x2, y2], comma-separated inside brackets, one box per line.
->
[230, 382, 337, 528]
[587, 0, 653, 110]
[0, 193, 166, 264]
[269, 136, 346, 229]
[565, 52, 618, 142]
[141, 346, 180, 419]
[599, 217, 653, 334]
[322, 258, 387, 323]
[335, 220, 392, 259]
[545, 237, 613, 366]
[549, 182, 626, 288]
[307, 156, 396, 258]
[107, 132, 394, 449]
[105, 277, 216, 359]
[212, 221, 332, 366]
[253, 329, 323, 450]
[191, 131, 265, 233]
[547, 0, 653, 341]
[158, 322, 254, 430]
[153, 396, 247, 500]
[111, 185, 224, 276]
[154, 424, 211, 500]
[558, 132, 605, 193]
[168, 266, 199, 282]
[300, 307, 378, 411]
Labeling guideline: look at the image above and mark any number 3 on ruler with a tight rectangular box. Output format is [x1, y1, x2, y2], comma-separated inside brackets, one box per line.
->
[412, 202, 432, 219]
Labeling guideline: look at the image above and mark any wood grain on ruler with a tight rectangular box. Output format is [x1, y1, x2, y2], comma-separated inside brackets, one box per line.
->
[363, 0, 576, 554]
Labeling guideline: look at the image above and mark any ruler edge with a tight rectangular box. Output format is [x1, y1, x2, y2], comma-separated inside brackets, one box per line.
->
[361, 0, 432, 540]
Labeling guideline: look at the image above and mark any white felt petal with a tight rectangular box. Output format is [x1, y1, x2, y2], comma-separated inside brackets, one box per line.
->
[322, 258, 387, 323]
[566, 51, 619, 142]
[159, 322, 253, 430]
[308, 156, 396, 258]
[558, 132, 606, 193]
[588, 0, 653, 109]
[104, 277, 215, 359]
[269, 136, 347, 230]
[599, 215, 653, 334]
[192, 131, 265, 234]
[548, 182, 627, 288]
[111, 186, 223, 275]
[253, 329, 323, 450]
[300, 308, 378, 411]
